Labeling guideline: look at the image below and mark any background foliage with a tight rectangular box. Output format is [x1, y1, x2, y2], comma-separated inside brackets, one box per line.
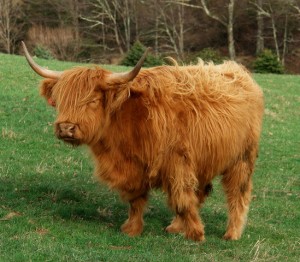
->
[254, 49, 285, 74]
[33, 45, 54, 60]
[121, 42, 164, 67]
[192, 48, 225, 65]
[1, 0, 300, 73]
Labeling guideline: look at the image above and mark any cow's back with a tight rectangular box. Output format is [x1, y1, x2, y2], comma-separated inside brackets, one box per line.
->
[136, 61, 264, 184]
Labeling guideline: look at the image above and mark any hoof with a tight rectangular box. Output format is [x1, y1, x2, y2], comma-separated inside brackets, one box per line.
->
[165, 224, 184, 234]
[166, 216, 184, 234]
[121, 220, 143, 237]
[223, 231, 240, 240]
[185, 230, 205, 242]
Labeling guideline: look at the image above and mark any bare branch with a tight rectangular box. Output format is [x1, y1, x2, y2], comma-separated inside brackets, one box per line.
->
[80, 17, 105, 28]
[250, 1, 271, 18]
[292, 4, 300, 14]
[200, 0, 227, 26]
[0, 0, 24, 53]
[167, 0, 202, 9]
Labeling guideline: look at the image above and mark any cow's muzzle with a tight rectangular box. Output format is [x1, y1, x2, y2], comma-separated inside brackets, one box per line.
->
[56, 122, 80, 145]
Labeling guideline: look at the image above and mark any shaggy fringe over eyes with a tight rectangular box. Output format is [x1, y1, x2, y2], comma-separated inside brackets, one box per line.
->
[52, 66, 107, 114]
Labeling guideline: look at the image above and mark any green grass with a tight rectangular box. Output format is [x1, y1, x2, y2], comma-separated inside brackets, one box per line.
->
[0, 53, 299, 261]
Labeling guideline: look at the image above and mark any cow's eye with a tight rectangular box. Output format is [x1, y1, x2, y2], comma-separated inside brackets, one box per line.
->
[88, 99, 100, 109]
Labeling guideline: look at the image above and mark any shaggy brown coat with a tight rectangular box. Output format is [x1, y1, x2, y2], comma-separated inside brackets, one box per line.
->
[39, 60, 264, 242]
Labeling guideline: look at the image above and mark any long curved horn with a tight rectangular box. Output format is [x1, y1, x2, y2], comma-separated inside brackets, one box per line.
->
[106, 47, 150, 86]
[22, 41, 62, 79]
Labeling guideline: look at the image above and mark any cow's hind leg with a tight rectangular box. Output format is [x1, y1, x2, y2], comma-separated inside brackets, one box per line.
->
[222, 147, 257, 240]
[120, 192, 148, 237]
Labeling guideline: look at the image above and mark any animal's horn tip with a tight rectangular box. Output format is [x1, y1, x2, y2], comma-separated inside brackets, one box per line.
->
[21, 41, 29, 54]
[21, 41, 62, 79]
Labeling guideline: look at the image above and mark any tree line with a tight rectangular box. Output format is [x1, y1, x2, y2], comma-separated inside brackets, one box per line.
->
[1, 0, 300, 73]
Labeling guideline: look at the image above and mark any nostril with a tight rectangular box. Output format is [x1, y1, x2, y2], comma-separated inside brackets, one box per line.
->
[58, 123, 76, 136]
[68, 125, 75, 132]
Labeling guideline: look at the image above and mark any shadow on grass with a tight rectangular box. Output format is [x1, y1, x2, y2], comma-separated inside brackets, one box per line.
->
[1, 176, 228, 239]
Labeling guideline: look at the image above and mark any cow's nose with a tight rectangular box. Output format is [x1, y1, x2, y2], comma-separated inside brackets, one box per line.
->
[57, 123, 76, 137]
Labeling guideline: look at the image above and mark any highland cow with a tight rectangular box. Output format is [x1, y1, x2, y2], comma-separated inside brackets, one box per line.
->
[22, 41, 264, 242]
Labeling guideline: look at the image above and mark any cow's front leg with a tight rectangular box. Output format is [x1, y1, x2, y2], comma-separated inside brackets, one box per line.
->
[165, 151, 205, 242]
[120, 193, 148, 237]
[166, 215, 184, 234]
[166, 183, 212, 234]
[168, 189, 205, 242]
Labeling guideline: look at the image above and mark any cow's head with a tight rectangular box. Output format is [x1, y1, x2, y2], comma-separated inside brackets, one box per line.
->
[22, 42, 149, 146]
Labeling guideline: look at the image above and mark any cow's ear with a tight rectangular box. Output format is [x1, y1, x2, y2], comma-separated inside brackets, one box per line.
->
[128, 79, 148, 95]
[39, 79, 57, 107]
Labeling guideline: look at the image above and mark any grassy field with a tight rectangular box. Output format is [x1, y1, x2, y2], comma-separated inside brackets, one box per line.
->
[0, 53, 299, 261]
